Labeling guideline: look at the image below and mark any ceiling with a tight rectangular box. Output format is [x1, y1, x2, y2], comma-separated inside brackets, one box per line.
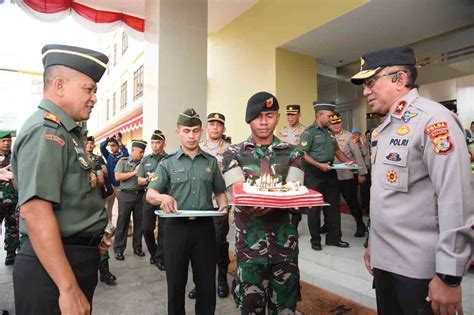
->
[77, 0, 259, 33]
[280, 0, 474, 67]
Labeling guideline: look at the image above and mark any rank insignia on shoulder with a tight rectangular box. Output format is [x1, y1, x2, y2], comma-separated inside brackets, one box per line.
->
[396, 125, 410, 136]
[44, 134, 65, 147]
[386, 169, 398, 184]
[44, 112, 61, 125]
[402, 111, 418, 123]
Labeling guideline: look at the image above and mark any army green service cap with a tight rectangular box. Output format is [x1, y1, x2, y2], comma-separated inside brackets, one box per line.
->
[313, 101, 335, 112]
[132, 139, 147, 150]
[151, 130, 165, 141]
[177, 108, 202, 127]
[207, 113, 225, 124]
[0, 131, 12, 139]
[42, 44, 109, 82]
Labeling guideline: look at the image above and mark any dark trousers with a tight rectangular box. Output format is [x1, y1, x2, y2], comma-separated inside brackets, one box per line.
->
[213, 214, 230, 279]
[164, 218, 216, 315]
[338, 178, 364, 227]
[142, 198, 165, 260]
[13, 239, 100, 315]
[360, 173, 371, 213]
[114, 190, 144, 253]
[305, 165, 342, 245]
[373, 268, 433, 315]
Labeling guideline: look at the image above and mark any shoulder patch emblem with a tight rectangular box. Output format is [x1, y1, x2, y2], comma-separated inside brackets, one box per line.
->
[44, 112, 61, 125]
[44, 134, 65, 147]
[396, 125, 410, 136]
[424, 122, 453, 155]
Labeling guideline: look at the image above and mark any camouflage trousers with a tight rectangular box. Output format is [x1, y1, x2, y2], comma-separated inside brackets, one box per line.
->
[233, 259, 301, 315]
[0, 203, 20, 252]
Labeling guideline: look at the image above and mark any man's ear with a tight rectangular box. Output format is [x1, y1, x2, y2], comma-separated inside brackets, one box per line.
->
[52, 77, 66, 97]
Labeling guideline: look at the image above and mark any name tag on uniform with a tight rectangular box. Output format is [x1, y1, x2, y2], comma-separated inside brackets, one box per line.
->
[171, 168, 185, 174]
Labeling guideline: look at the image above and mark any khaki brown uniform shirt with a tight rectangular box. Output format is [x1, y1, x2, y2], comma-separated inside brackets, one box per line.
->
[278, 123, 306, 145]
[370, 89, 473, 279]
[12, 99, 107, 237]
[333, 130, 368, 180]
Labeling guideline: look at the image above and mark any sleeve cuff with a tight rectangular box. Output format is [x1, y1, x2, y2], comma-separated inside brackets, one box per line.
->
[286, 166, 304, 183]
[223, 167, 245, 188]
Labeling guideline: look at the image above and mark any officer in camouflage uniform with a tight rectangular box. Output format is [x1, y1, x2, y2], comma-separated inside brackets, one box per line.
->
[222, 92, 305, 315]
[0, 130, 19, 265]
[137, 130, 167, 270]
[85, 136, 116, 285]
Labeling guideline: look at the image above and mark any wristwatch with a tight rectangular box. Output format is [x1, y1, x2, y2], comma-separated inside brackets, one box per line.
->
[436, 273, 462, 287]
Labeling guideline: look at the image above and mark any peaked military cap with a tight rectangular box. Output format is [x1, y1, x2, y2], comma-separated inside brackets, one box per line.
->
[207, 112, 225, 124]
[0, 131, 12, 139]
[151, 130, 165, 141]
[351, 46, 416, 85]
[286, 105, 300, 114]
[313, 101, 335, 112]
[177, 108, 202, 127]
[245, 91, 279, 123]
[330, 112, 342, 124]
[132, 139, 147, 150]
[42, 44, 109, 82]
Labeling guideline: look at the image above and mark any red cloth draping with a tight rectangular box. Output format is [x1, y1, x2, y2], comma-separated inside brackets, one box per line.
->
[21, 0, 145, 32]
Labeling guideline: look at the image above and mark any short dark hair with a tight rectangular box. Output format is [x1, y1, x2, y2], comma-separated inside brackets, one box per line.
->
[401, 65, 418, 89]
[86, 136, 95, 142]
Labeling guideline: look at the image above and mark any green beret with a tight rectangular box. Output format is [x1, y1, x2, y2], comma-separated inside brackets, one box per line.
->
[177, 108, 202, 127]
[313, 101, 335, 112]
[42, 44, 108, 82]
[245, 91, 279, 123]
[207, 112, 225, 124]
[0, 131, 12, 139]
[132, 139, 147, 150]
[151, 130, 165, 141]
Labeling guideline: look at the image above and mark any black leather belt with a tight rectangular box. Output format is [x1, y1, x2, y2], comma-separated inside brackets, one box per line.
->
[62, 233, 103, 246]
[121, 190, 145, 195]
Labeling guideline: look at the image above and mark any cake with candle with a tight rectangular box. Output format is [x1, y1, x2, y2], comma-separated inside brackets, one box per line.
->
[232, 174, 326, 208]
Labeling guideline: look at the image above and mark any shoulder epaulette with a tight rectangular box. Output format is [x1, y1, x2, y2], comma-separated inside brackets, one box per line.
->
[43, 112, 61, 128]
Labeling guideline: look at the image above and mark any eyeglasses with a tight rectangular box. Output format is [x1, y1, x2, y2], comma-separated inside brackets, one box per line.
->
[362, 70, 406, 89]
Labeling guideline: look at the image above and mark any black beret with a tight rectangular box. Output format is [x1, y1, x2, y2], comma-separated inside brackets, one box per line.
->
[351, 46, 416, 85]
[286, 105, 300, 114]
[207, 113, 225, 124]
[42, 44, 109, 82]
[313, 101, 335, 112]
[177, 108, 202, 127]
[151, 130, 165, 141]
[0, 131, 12, 139]
[132, 139, 147, 150]
[330, 112, 342, 124]
[245, 91, 279, 123]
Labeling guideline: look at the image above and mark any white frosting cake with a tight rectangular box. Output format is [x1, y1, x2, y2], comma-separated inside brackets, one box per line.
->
[243, 174, 308, 196]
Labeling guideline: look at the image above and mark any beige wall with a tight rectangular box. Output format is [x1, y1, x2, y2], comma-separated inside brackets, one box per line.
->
[208, 0, 368, 143]
[352, 96, 369, 133]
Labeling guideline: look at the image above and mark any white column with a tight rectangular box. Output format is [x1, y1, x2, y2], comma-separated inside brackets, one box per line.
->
[143, 0, 208, 152]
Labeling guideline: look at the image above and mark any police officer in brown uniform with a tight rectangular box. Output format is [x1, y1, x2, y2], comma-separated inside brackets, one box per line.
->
[352, 47, 473, 315]
[12, 44, 110, 314]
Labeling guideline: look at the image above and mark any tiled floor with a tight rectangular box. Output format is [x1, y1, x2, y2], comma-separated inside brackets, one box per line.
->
[1, 212, 473, 314]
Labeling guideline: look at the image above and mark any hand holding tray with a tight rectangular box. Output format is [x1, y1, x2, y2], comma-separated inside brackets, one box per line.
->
[155, 210, 226, 218]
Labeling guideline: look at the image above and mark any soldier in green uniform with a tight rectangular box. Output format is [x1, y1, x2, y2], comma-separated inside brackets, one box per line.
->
[222, 92, 305, 315]
[146, 108, 228, 315]
[300, 102, 353, 251]
[137, 130, 167, 270]
[11, 44, 110, 314]
[0, 130, 19, 265]
[113, 139, 147, 260]
[85, 136, 117, 285]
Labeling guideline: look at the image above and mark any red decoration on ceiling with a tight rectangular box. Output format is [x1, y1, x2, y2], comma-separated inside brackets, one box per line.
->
[21, 0, 145, 32]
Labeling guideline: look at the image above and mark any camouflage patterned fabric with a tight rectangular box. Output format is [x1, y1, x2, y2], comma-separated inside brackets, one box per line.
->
[222, 136, 304, 313]
[0, 151, 20, 252]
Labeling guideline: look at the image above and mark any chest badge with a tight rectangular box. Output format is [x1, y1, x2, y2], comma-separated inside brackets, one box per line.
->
[386, 169, 398, 184]
[396, 125, 410, 136]
[372, 130, 379, 138]
[385, 152, 401, 162]
[206, 167, 212, 173]
[402, 111, 418, 123]
[301, 141, 308, 147]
